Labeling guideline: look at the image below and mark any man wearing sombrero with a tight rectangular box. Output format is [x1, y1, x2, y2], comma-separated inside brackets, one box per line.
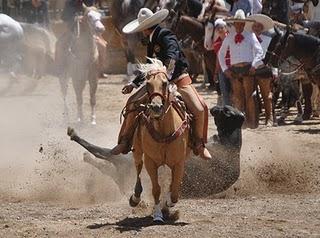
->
[246, 13, 275, 127]
[218, 9, 264, 129]
[110, 8, 212, 160]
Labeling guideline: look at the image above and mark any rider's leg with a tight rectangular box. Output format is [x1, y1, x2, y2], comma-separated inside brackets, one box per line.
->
[176, 77, 212, 160]
[111, 85, 148, 155]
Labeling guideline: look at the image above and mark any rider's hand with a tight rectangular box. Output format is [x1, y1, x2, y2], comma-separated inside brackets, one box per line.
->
[122, 84, 134, 94]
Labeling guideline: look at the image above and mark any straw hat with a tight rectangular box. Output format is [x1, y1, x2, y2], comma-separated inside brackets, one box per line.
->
[245, 14, 274, 32]
[224, 9, 255, 24]
[122, 8, 169, 34]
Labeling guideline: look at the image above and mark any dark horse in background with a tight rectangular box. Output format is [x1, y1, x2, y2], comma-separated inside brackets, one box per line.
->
[110, 0, 159, 79]
[272, 30, 320, 88]
[167, 0, 228, 89]
[269, 29, 320, 122]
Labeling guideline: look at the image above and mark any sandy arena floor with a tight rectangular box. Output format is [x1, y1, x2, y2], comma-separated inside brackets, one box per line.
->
[0, 73, 319, 237]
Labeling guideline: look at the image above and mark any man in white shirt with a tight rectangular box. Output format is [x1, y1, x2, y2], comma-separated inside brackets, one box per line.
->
[218, 9, 264, 128]
[247, 14, 275, 127]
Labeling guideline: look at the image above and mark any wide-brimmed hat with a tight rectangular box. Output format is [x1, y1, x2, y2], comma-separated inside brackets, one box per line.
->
[290, 3, 304, 13]
[245, 14, 274, 32]
[224, 9, 255, 24]
[122, 8, 169, 34]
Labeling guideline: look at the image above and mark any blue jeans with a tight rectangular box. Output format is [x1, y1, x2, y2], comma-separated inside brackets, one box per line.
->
[219, 70, 231, 106]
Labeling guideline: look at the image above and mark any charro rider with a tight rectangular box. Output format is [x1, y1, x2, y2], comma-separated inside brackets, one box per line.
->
[110, 8, 212, 160]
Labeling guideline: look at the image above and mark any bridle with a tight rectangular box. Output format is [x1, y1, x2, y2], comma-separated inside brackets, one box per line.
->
[146, 70, 169, 105]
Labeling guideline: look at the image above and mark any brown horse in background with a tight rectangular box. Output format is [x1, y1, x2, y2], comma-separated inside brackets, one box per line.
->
[128, 59, 190, 223]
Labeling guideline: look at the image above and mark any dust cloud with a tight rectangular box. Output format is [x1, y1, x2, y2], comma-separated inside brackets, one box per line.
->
[0, 72, 319, 206]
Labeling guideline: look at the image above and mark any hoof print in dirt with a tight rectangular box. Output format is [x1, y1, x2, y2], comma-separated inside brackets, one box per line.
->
[182, 105, 244, 197]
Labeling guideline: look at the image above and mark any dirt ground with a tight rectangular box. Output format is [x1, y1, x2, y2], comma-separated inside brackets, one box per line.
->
[0, 73, 319, 237]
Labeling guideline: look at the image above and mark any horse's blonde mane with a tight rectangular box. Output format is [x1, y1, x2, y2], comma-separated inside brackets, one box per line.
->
[138, 58, 166, 76]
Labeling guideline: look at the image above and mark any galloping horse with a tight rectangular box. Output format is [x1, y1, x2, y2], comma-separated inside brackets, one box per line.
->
[128, 59, 191, 222]
[57, 4, 105, 124]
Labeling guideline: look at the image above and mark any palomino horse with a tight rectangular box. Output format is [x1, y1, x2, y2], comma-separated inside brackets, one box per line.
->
[128, 59, 191, 222]
[57, 4, 105, 124]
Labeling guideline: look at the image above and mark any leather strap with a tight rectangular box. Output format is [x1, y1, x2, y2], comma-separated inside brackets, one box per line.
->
[140, 113, 189, 144]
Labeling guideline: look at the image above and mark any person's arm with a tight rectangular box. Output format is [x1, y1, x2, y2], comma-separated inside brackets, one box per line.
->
[218, 35, 230, 72]
[251, 33, 264, 69]
[159, 32, 181, 78]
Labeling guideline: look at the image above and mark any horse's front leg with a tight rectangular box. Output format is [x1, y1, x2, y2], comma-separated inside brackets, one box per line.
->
[144, 156, 163, 223]
[89, 66, 98, 125]
[166, 161, 185, 208]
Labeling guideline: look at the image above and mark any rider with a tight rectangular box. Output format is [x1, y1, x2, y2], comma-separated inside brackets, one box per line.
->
[56, 0, 107, 77]
[110, 8, 212, 160]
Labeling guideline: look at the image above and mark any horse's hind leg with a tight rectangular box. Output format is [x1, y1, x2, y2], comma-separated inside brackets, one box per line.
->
[72, 75, 86, 123]
[129, 134, 143, 207]
[59, 75, 69, 119]
[89, 66, 98, 125]
[144, 156, 163, 222]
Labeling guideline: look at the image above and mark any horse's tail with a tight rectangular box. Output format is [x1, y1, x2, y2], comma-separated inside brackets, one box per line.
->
[19, 22, 56, 57]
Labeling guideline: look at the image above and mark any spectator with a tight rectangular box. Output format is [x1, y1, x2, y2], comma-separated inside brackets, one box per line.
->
[218, 10, 264, 128]
[246, 13, 275, 126]
[213, 18, 231, 106]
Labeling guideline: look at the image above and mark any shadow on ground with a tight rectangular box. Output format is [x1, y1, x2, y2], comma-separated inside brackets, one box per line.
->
[87, 216, 189, 233]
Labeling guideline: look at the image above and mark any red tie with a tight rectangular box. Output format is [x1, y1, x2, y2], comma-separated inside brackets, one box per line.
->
[235, 33, 244, 44]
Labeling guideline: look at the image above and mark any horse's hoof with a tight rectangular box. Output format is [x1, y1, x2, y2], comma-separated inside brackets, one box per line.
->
[153, 216, 164, 223]
[91, 120, 97, 126]
[67, 127, 77, 140]
[129, 194, 141, 207]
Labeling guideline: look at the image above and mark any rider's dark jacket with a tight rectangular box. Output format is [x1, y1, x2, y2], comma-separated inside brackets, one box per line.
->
[132, 25, 189, 87]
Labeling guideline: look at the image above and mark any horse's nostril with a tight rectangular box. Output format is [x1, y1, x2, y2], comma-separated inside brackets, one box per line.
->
[151, 103, 163, 113]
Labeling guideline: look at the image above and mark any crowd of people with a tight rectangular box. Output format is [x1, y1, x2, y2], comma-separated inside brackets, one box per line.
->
[205, 0, 320, 129]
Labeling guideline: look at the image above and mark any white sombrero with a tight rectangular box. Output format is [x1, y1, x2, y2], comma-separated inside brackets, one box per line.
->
[245, 14, 274, 32]
[122, 8, 169, 34]
[224, 9, 255, 24]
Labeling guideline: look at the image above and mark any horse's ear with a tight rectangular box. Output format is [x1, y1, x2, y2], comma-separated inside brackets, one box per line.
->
[82, 3, 88, 11]
[274, 25, 280, 36]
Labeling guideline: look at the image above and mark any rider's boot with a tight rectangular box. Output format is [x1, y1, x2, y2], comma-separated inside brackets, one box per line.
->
[110, 112, 137, 155]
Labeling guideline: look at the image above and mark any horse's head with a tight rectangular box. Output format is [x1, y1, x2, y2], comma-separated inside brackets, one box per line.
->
[269, 27, 292, 67]
[140, 59, 169, 119]
[82, 4, 105, 35]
